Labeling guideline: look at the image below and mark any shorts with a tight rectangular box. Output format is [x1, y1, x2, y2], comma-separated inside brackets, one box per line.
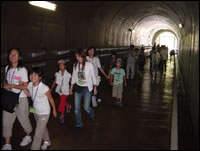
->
[112, 83, 123, 99]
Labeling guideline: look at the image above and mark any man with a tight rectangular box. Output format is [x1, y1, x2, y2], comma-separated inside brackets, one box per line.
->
[126, 45, 136, 79]
[160, 45, 168, 74]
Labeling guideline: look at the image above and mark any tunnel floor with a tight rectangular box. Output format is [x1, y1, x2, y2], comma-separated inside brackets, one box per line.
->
[1, 57, 182, 150]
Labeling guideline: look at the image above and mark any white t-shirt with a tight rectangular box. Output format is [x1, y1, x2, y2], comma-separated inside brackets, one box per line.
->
[87, 56, 101, 86]
[55, 70, 71, 95]
[87, 56, 101, 76]
[27, 82, 50, 115]
[71, 61, 97, 91]
[152, 52, 161, 64]
[160, 48, 168, 60]
[5, 66, 28, 98]
[127, 50, 136, 64]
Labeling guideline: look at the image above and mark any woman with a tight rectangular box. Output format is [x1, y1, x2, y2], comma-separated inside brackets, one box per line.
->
[87, 46, 109, 104]
[50, 60, 72, 124]
[70, 49, 97, 128]
[2, 48, 33, 150]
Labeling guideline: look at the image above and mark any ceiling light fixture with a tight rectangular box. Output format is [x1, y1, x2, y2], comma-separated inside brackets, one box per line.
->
[29, 1, 56, 11]
[179, 23, 183, 28]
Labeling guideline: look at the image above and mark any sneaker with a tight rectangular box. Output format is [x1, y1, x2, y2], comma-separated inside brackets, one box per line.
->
[59, 117, 65, 124]
[20, 136, 32, 146]
[1, 144, 12, 150]
[41, 141, 51, 150]
[97, 99, 102, 103]
[66, 104, 72, 113]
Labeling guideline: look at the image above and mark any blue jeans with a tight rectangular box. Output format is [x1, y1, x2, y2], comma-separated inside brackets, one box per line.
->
[74, 87, 94, 127]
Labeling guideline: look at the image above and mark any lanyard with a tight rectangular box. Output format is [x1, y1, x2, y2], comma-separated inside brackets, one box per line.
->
[31, 81, 41, 103]
[9, 68, 17, 84]
[59, 76, 64, 93]
[78, 63, 83, 72]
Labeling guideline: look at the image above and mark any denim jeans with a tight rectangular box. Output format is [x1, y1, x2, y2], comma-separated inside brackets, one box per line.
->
[74, 87, 94, 127]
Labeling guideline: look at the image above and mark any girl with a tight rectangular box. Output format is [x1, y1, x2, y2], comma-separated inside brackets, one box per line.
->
[2, 48, 32, 150]
[50, 60, 72, 124]
[87, 47, 109, 104]
[70, 49, 97, 128]
[23, 67, 57, 150]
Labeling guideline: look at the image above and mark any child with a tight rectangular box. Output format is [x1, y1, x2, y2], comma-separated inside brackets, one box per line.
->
[23, 67, 57, 150]
[50, 60, 72, 124]
[110, 58, 127, 107]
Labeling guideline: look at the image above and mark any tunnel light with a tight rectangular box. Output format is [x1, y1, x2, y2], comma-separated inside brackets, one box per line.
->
[29, 1, 56, 11]
[179, 23, 183, 28]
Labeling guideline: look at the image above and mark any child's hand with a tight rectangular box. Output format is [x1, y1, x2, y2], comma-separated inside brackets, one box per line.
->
[110, 82, 113, 86]
[69, 88, 73, 95]
[53, 110, 57, 118]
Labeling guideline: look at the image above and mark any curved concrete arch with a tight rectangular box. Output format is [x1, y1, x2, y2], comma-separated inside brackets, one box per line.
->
[152, 29, 179, 46]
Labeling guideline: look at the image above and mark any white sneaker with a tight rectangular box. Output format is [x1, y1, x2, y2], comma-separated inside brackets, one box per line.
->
[41, 141, 51, 150]
[20, 136, 32, 146]
[97, 99, 102, 103]
[1, 144, 12, 150]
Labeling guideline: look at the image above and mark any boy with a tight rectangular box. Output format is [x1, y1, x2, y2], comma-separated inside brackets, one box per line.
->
[110, 58, 127, 107]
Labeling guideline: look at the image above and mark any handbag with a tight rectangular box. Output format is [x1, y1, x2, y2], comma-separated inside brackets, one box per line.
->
[73, 83, 87, 93]
[1, 66, 21, 113]
[1, 88, 21, 113]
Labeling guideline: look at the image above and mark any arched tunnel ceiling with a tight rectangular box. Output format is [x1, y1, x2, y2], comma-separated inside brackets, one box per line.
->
[86, 1, 184, 47]
[59, 1, 191, 47]
[1, 1, 197, 49]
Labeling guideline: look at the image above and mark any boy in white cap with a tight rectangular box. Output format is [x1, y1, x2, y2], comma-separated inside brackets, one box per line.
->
[110, 58, 127, 107]
[50, 60, 72, 124]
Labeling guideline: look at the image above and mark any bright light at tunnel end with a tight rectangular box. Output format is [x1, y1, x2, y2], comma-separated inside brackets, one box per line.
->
[29, 1, 56, 11]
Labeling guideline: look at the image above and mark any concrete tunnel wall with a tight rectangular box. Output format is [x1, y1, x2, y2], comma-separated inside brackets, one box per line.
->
[1, 1, 199, 149]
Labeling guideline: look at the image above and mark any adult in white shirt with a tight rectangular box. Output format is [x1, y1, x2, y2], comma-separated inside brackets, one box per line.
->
[126, 45, 136, 79]
[87, 47, 109, 104]
[151, 49, 161, 76]
[70, 49, 97, 128]
[2, 48, 32, 150]
[50, 60, 72, 124]
[160, 45, 168, 74]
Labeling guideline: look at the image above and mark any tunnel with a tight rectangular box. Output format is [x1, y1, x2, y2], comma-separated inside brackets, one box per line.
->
[1, 1, 199, 150]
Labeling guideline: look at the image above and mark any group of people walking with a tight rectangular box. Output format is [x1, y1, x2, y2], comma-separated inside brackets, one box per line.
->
[1, 44, 169, 150]
[150, 44, 169, 76]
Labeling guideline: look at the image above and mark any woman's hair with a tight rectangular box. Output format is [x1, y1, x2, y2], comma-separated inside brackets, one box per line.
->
[87, 46, 96, 56]
[29, 67, 43, 78]
[7, 48, 24, 71]
[75, 49, 86, 71]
